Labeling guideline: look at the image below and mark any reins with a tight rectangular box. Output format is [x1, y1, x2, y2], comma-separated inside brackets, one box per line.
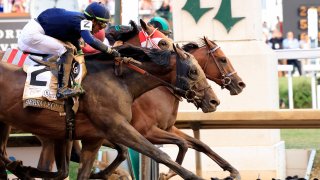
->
[115, 57, 197, 100]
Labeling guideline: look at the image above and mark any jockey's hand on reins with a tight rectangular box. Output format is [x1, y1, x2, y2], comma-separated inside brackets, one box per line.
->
[115, 57, 142, 65]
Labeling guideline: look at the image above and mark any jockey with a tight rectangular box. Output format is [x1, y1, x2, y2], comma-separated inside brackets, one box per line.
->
[148, 16, 172, 37]
[82, 29, 107, 54]
[18, 2, 120, 100]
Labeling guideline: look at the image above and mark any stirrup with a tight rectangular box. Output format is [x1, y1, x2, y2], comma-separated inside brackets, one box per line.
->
[72, 83, 86, 95]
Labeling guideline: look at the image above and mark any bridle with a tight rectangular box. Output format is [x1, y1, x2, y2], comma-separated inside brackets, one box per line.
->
[139, 28, 161, 49]
[121, 54, 209, 109]
[138, 27, 210, 107]
[203, 45, 236, 89]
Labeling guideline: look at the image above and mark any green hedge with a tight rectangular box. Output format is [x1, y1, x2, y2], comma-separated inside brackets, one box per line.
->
[279, 77, 312, 108]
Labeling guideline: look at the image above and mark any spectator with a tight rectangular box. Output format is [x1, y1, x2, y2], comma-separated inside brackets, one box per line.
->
[299, 32, 311, 66]
[0, 0, 3, 13]
[156, 0, 172, 24]
[11, 0, 25, 13]
[262, 21, 271, 43]
[299, 32, 310, 49]
[268, 29, 283, 50]
[100, 0, 115, 16]
[268, 29, 285, 76]
[275, 16, 283, 34]
[139, 0, 155, 22]
[283, 31, 302, 76]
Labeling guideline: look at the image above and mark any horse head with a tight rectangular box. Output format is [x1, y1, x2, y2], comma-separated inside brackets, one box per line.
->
[172, 44, 219, 112]
[117, 44, 219, 112]
[182, 37, 246, 95]
[105, 19, 172, 50]
[139, 19, 173, 50]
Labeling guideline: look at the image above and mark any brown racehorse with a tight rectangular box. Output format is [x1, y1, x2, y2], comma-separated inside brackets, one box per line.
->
[0, 45, 219, 180]
[87, 21, 245, 179]
[38, 20, 245, 179]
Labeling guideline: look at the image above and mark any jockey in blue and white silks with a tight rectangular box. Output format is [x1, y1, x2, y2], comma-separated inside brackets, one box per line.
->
[18, 2, 120, 99]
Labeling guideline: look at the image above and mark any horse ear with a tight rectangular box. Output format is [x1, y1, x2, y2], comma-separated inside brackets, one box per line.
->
[174, 44, 187, 59]
[203, 36, 210, 47]
[140, 19, 147, 31]
[173, 43, 178, 53]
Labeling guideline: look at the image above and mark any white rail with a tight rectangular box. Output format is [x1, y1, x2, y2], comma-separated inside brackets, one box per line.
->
[275, 48, 320, 109]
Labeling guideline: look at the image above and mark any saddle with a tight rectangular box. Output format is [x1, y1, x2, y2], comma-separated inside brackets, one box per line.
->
[0, 48, 83, 114]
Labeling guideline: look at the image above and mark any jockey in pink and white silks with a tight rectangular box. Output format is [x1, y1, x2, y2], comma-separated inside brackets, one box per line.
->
[18, 2, 120, 99]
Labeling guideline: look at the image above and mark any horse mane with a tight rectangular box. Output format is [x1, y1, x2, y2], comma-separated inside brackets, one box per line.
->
[182, 38, 216, 52]
[116, 45, 170, 66]
[182, 42, 200, 52]
[84, 45, 170, 67]
[106, 20, 140, 45]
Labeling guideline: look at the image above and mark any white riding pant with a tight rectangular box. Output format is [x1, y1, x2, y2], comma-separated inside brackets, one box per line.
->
[18, 19, 67, 56]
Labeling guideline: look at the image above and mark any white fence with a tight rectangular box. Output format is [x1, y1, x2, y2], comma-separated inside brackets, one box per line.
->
[274, 48, 320, 109]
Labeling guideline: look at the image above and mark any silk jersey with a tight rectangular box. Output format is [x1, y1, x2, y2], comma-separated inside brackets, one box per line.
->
[37, 8, 108, 52]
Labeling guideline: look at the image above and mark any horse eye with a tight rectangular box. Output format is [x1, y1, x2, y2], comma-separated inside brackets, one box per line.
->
[160, 41, 167, 46]
[188, 69, 198, 79]
[220, 58, 227, 63]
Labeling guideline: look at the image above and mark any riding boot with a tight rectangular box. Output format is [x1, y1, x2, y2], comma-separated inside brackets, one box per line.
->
[56, 49, 82, 100]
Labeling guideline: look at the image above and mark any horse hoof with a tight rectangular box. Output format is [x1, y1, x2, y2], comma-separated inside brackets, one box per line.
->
[6, 160, 23, 172]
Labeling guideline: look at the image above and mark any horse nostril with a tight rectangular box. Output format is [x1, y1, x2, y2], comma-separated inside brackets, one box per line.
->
[238, 81, 246, 88]
[210, 99, 220, 106]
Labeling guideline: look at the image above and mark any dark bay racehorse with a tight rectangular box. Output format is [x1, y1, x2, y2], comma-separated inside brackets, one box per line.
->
[87, 21, 245, 179]
[0, 45, 218, 180]
[37, 20, 245, 179]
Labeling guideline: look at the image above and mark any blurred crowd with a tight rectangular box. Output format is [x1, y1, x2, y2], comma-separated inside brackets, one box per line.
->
[0, 0, 172, 21]
[139, 0, 172, 29]
[0, 0, 27, 13]
[0, 0, 172, 30]
[263, 16, 315, 77]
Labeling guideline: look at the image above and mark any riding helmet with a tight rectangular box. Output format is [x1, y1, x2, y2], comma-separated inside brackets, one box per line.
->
[148, 16, 171, 35]
[84, 2, 110, 22]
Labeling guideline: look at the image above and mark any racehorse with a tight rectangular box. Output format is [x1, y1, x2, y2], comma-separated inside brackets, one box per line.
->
[0, 44, 219, 180]
[37, 20, 245, 179]
[88, 20, 245, 179]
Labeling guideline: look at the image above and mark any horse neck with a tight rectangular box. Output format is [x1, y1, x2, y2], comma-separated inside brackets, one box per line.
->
[84, 59, 175, 101]
[124, 35, 141, 47]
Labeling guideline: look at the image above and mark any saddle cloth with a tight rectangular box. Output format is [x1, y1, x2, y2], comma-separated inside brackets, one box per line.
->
[1, 48, 38, 67]
[1, 48, 82, 113]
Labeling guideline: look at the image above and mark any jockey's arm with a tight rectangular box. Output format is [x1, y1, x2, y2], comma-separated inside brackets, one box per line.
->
[80, 30, 113, 55]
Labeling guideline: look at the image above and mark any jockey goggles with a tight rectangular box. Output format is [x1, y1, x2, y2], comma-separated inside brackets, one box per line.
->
[84, 10, 109, 28]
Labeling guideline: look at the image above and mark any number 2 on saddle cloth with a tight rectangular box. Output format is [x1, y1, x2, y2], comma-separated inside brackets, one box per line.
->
[0, 47, 86, 139]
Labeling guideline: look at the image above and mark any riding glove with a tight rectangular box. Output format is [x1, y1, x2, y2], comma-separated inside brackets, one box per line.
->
[107, 47, 121, 57]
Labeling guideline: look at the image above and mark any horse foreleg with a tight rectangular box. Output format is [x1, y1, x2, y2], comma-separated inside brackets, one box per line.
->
[37, 137, 55, 172]
[90, 140, 128, 179]
[171, 126, 241, 180]
[142, 126, 189, 179]
[54, 139, 73, 179]
[77, 138, 103, 180]
[94, 118, 203, 180]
